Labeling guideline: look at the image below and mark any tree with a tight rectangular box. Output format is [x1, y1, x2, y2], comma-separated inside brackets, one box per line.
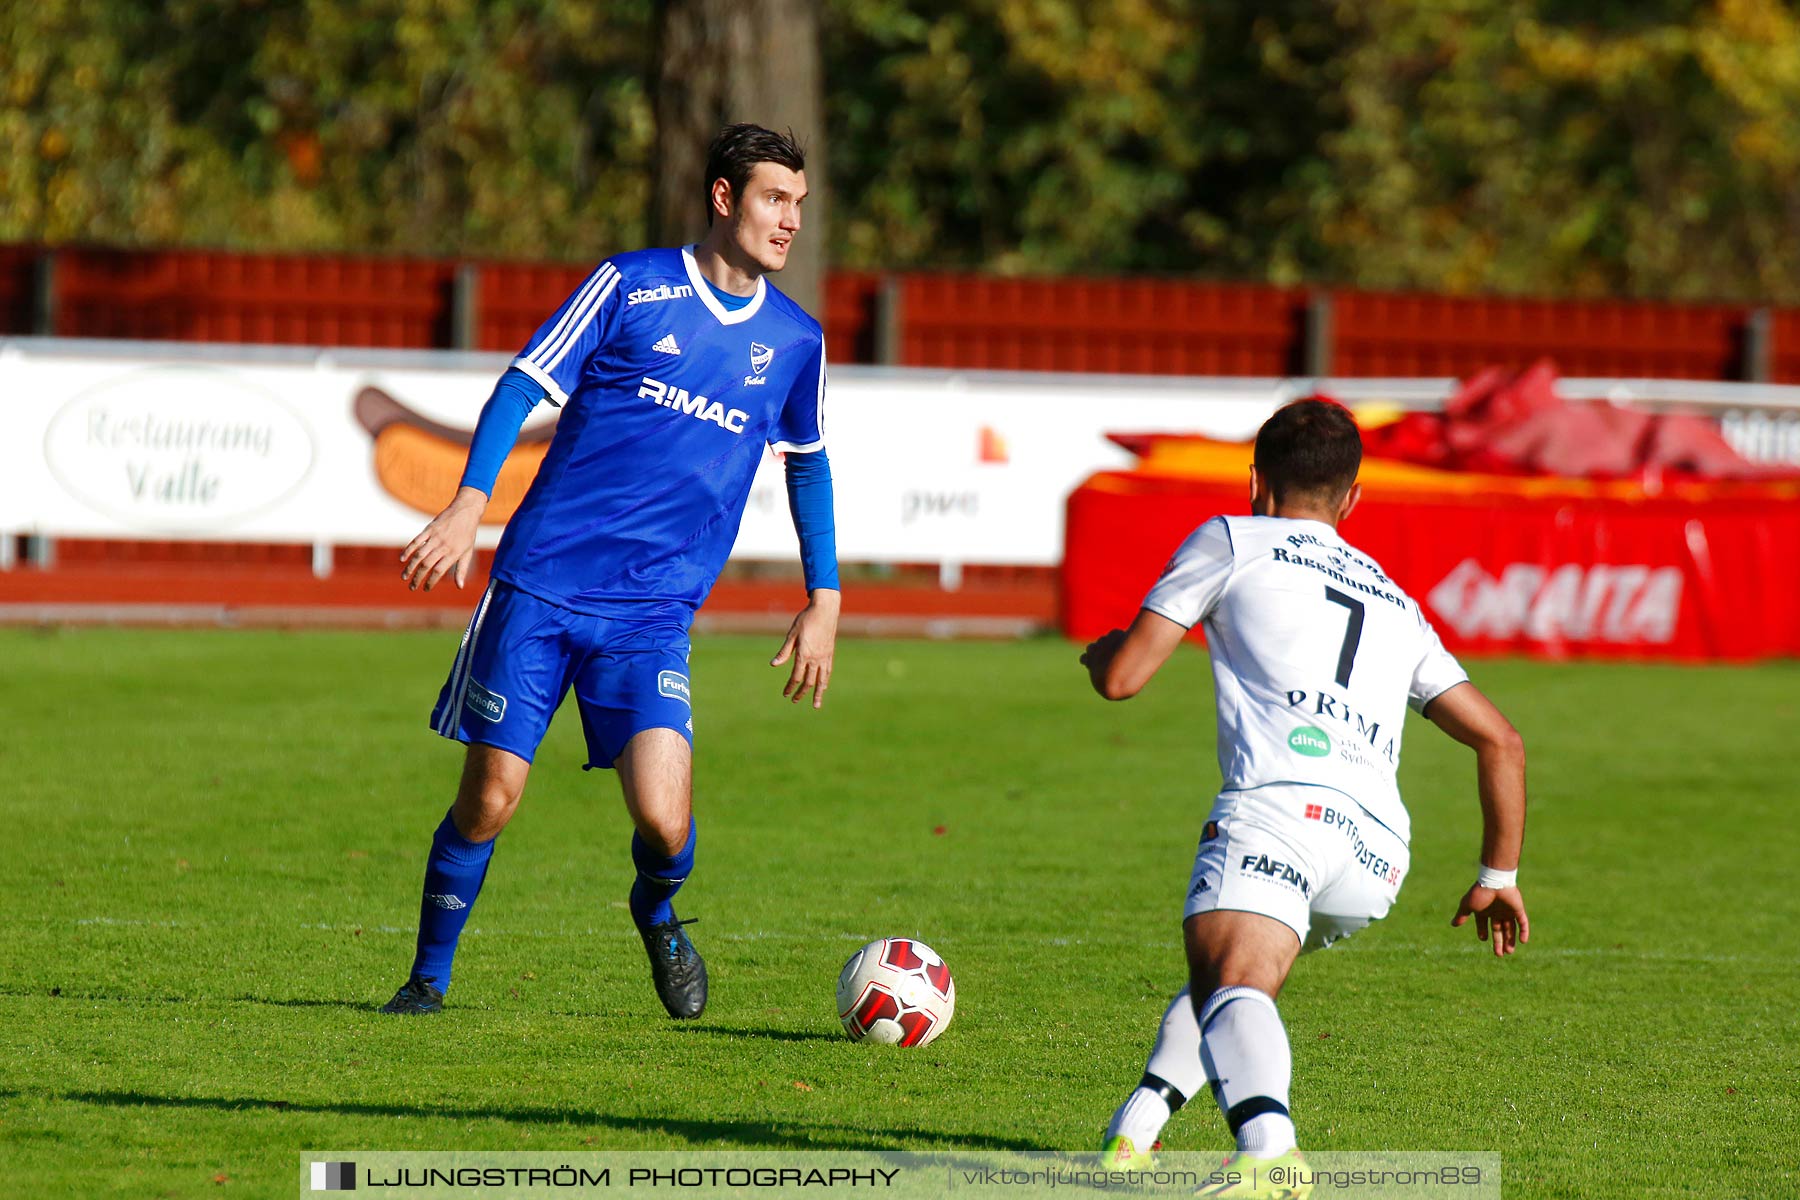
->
[652, 0, 828, 314]
[0, 0, 658, 257]
[5, 0, 1800, 305]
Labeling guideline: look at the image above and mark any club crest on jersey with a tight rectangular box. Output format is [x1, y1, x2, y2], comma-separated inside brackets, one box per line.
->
[639, 377, 748, 434]
[743, 341, 774, 385]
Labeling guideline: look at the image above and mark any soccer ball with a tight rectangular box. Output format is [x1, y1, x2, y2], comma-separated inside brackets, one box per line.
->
[836, 937, 955, 1046]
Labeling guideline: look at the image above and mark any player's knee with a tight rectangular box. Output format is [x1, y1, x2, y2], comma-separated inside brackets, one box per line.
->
[452, 775, 523, 840]
[1188, 949, 1287, 1001]
[637, 810, 690, 857]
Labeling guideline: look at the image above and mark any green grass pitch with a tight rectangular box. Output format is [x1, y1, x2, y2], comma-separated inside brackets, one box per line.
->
[3, 627, 1797, 1197]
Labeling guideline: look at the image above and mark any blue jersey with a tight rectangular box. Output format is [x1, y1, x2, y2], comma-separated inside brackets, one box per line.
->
[494, 246, 827, 613]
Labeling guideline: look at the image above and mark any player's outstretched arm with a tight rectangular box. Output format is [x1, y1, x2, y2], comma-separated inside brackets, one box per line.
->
[401, 485, 488, 591]
[400, 369, 545, 591]
[771, 588, 839, 709]
[1425, 681, 1531, 956]
[1081, 608, 1187, 700]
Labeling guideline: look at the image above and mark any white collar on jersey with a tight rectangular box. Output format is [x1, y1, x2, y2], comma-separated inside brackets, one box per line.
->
[682, 246, 767, 326]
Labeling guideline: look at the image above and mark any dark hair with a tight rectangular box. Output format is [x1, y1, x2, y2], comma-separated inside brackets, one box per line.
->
[1253, 398, 1363, 504]
[704, 124, 806, 225]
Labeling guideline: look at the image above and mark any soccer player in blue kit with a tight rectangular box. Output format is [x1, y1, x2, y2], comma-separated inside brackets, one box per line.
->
[380, 125, 839, 1020]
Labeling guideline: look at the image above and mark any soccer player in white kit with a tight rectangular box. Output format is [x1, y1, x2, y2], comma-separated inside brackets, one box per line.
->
[1080, 399, 1529, 1198]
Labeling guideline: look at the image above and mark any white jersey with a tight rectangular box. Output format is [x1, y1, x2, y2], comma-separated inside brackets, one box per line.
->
[1143, 515, 1467, 842]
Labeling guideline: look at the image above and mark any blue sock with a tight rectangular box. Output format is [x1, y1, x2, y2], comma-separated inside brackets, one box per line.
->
[408, 811, 496, 992]
[629, 822, 696, 929]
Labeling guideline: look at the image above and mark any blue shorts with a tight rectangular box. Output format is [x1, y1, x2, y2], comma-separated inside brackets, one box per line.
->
[429, 581, 695, 770]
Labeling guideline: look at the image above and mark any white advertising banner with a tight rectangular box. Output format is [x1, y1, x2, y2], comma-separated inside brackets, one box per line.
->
[0, 339, 1308, 566]
[14, 340, 1797, 569]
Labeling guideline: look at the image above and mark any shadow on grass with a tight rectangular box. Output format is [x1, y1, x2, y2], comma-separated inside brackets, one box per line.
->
[232, 995, 379, 1012]
[675, 1025, 842, 1044]
[2, 987, 380, 1014]
[54, 1090, 1041, 1151]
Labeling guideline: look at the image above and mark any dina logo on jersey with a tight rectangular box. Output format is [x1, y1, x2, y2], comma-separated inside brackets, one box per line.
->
[627, 283, 695, 306]
[638, 377, 748, 434]
[1287, 726, 1331, 757]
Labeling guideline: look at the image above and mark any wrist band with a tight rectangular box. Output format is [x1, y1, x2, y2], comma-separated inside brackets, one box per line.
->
[1477, 866, 1518, 890]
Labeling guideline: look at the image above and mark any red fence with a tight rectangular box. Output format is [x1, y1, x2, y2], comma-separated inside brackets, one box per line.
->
[888, 274, 1302, 376]
[1, 243, 1794, 381]
[1330, 292, 1749, 381]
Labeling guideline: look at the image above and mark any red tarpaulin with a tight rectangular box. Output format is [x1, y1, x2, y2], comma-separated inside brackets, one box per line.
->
[1062, 443, 1800, 663]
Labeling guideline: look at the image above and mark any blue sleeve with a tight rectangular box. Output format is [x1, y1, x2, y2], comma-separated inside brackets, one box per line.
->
[783, 449, 839, 593]
[458, 367, 548, 497]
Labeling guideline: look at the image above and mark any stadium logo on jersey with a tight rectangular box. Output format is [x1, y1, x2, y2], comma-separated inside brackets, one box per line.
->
[628, 283, 695, 306]
[638, 377, 748, 434]
[657, 670, 691, 705]
[464, 678, 507, 723]
[1287, 726, 1331, 757]
[652, 334, 682, 355]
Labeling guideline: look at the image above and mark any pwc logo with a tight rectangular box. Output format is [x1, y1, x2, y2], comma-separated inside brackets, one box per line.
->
[639, 377, 748, 434]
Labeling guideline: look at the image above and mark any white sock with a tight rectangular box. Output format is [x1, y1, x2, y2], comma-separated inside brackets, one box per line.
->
[1105, 1087, 1170, 1148]
[1106, 986, 1205, 1147]
[1146, 985, 1206, 1095]
[1197, 985, 1297, 1157]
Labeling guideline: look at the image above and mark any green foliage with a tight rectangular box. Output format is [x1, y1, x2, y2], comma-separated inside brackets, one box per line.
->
[823, 0, 1349, 278]
[0, 0, 656, 256]
[3, 1, 1800, 299]
[825, 0, 1800, 300]
[1299, 0, 1800, 300]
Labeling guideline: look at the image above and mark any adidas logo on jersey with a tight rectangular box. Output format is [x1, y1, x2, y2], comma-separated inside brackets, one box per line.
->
[638, 376, 748, 434]
[652, 334, 681, 355]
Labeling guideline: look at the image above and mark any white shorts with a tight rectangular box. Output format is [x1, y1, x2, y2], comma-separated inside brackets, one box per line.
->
[1184, 783, 1410, 952]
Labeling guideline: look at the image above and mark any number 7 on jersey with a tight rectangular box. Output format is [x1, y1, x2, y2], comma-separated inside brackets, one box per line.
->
[1324, 587, 1365, 687]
